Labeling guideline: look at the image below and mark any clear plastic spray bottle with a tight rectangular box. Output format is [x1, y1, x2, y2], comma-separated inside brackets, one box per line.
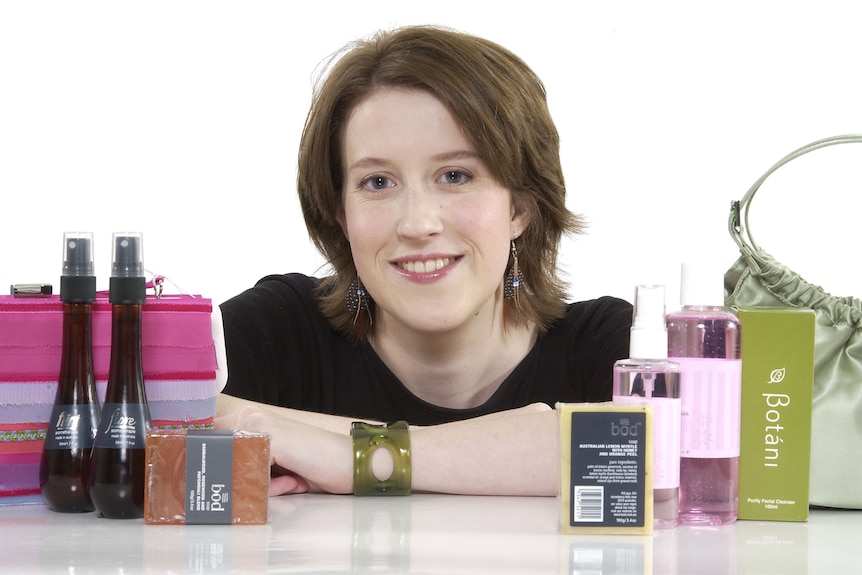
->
[667, 262, 741, 525]
[613, 284, 681, 529]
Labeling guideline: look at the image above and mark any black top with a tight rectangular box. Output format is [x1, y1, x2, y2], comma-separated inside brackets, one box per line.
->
[221, 273, 633, 426]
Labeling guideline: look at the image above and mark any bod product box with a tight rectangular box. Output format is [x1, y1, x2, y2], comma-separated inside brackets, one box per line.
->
[737, 308, 814, 521]
[144, 429, 270, 525]
[558, 402, 654, 535]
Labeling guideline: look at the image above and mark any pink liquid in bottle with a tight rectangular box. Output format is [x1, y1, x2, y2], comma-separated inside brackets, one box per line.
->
[667, 263, 741, 526]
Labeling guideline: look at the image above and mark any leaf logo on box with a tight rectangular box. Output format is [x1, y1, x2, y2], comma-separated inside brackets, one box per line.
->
[768, 368, 786, 384]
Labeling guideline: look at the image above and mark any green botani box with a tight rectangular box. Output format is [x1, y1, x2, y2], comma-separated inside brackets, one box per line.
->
[737, 307, 815, 521]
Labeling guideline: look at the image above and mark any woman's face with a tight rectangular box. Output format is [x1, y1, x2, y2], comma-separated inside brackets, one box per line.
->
[339, 87, 528, 337]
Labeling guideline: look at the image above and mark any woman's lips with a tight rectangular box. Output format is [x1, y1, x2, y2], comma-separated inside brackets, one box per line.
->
[392, 256, 460, 282]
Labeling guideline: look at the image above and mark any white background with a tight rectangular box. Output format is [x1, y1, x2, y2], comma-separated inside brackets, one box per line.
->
[2, 1, 861, 311]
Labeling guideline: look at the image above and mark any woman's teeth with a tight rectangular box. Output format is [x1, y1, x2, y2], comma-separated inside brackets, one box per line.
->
[399, 258, 452, 273]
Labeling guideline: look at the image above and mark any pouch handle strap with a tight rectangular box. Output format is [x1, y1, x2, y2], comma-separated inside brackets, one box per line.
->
[729, 134, 862, 258]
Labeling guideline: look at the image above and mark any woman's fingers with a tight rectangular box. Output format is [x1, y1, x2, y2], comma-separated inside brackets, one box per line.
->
[269, 473, 310, 496]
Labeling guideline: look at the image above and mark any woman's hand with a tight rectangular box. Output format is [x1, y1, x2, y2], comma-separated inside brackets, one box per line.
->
[215, 404, 353, 496]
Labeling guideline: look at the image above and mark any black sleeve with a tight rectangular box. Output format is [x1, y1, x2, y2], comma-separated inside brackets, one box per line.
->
[219, 274, 327, 407]
[536, 296, 632, 404]
[572, 296, 633, 402]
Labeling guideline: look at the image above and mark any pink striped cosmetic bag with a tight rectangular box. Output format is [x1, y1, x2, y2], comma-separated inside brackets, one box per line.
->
[0, 290, 218, 502]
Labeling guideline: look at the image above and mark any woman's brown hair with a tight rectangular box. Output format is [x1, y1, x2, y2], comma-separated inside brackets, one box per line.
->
[297, 25, 584, 340]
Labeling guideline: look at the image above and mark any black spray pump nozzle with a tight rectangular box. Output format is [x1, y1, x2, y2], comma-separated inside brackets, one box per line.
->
[109, 232, 146, 304]
[62, 232, 95, 278]
[111, 232, 145, 279]
[60, 232, 96, 303]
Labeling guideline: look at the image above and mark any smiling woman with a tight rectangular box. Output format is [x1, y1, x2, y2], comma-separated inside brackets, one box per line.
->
[340, 88, 526, 360]
[216, 25, 633, 497]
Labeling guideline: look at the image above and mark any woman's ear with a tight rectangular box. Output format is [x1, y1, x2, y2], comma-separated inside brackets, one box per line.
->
[510, 196, 534, 239]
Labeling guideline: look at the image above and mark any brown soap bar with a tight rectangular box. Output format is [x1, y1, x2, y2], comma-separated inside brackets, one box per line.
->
[144, 429, 270, 525]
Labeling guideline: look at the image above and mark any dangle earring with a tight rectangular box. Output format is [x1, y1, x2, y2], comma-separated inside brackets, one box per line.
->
[503, 239, 523, 331]
[504, 239, 522, 306]
[346, 276, 372, 342]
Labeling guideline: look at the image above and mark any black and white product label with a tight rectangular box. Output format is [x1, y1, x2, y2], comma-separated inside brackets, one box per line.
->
[44, 404, 98, 450]
[93, 403, 148, 449]
[185, 430, 234, 525]
[568, 411, 647, 527]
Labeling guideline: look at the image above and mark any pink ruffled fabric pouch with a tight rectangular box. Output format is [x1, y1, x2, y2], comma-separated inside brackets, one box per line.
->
[0, 288, 218, 502]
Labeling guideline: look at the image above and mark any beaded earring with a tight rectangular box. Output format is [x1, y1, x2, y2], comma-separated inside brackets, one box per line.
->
[346, 277, 372, 341]
[502, 239, 523, 331]
[504, 240, 522, 306]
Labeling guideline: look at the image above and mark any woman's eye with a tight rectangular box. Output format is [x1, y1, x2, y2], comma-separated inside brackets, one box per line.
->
[440, 170, 470, 185]
[361, 175, 392, 191]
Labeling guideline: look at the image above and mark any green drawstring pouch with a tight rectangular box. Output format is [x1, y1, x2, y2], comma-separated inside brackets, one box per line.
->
[726, 134, 862, 509]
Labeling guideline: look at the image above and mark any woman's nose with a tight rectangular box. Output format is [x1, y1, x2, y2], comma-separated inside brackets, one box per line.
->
[395, 183, 443, 239]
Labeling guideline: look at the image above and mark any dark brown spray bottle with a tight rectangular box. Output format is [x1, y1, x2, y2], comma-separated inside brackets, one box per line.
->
[89, 232, 151, 519]
[40, 232, 99, 512]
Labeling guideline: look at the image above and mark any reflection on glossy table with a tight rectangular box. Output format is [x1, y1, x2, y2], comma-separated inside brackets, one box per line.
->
[0, 494, 858, 574]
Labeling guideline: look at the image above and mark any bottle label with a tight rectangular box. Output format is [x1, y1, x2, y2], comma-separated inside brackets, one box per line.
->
[44, 404, 98, 450]
[614, 395, 681, 489]
[675, 357, 742, 458]
[94, 403, 149, 449]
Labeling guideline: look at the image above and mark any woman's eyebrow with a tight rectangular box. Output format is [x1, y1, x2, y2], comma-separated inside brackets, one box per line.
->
[432, 150, 481, 162]
[347, 150, 481, 172]
[346, 156, 391, 171]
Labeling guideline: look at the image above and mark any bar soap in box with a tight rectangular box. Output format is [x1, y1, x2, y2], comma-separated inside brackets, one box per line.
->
[144, 429, 270, 525]
[558, 402, 653, 535]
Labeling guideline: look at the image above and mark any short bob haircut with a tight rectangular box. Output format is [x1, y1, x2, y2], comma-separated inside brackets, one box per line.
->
[298, 25, 584, 340]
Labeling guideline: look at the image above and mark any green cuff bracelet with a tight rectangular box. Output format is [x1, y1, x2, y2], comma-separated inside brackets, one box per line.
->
[351, 420, 411, 496]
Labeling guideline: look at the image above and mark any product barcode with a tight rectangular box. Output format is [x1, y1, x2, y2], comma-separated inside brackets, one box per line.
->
[574, 486, 604, 522]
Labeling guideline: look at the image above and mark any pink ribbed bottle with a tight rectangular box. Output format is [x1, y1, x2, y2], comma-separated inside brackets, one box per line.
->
[667, 263, 741, 526]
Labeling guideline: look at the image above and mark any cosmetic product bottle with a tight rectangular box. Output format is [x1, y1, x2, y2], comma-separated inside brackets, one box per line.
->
[90, 232, 151, 519]
[667, 262, 741, 526]
[613, 284, 681, 530]
[39, 232, 100, 512]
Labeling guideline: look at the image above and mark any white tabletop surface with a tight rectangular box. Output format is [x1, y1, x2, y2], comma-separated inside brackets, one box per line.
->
[0, 494, 858, 574]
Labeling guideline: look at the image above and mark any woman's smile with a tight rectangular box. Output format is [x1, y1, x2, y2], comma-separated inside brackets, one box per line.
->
[392, 255, 460, 282]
